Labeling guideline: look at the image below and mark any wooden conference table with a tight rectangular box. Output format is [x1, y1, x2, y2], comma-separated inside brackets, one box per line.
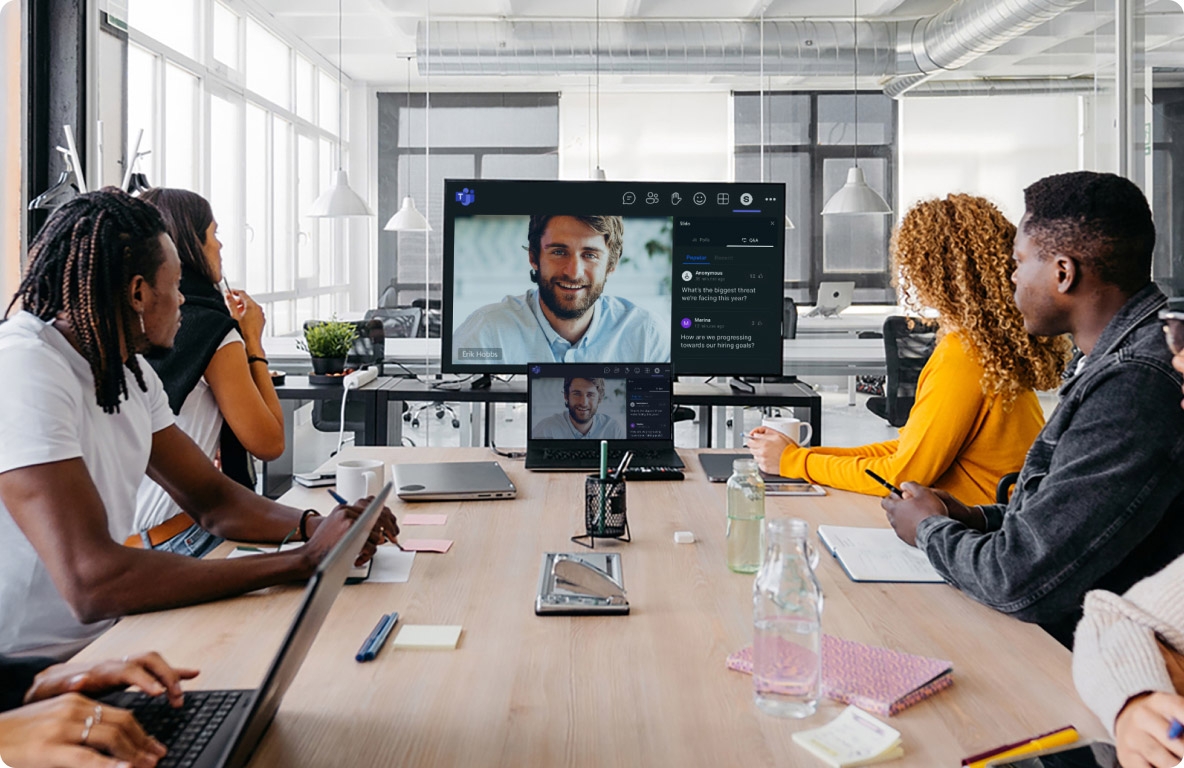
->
[76, 448, 1104, 767]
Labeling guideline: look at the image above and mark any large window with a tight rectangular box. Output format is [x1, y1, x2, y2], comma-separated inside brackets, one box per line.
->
[734, 91, 897, 303]
[126, 0, 351, 335]
[376, 93, 560, 309]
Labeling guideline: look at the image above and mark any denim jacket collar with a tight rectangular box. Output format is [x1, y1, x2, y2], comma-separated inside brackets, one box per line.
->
[1063, 283, 1167, 392]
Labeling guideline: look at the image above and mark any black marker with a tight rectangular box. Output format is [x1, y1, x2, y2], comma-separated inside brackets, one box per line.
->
[864, 469, 903, 496]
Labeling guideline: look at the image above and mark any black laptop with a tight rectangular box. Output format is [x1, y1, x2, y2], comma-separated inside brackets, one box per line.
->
[524, 362, 683, 471]
[102, 483, 391, 768]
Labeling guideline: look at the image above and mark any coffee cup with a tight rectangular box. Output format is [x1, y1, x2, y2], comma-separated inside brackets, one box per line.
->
[761, 416, 812, 446]
[336, 459, 384, 502]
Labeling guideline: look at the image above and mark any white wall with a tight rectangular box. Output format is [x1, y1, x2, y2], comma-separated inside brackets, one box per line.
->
[898, 94, 1081, 224]
[558, 90, 732, 181]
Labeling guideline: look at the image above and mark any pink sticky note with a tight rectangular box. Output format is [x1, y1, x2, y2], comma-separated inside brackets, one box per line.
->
[402, 514, 448, 526]
[401, 539, 453, 553]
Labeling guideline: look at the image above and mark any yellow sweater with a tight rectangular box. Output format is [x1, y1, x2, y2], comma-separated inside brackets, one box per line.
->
[779, 331, 1045, 504]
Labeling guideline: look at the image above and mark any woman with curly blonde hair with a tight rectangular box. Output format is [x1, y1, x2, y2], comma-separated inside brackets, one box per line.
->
[749, 193, 1071, 503]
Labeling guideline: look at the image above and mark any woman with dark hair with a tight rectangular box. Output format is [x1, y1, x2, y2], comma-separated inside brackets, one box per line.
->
[748, 194, 1071, 504]
[133, 188, 284, 557]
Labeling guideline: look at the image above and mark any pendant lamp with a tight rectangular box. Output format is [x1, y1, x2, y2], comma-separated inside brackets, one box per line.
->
[821, 0, 891, 216]
[308, 0, 372, 217]
[384, 57, 432, 231]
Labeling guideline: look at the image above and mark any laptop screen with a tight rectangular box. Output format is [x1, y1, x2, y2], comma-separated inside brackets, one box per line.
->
[527, 362, 672, 443]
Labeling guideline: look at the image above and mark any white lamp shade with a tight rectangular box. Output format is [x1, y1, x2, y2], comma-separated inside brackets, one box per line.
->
[307, 170, 373, 217]
[821, 167, 892, 215]
[384, 196, 432, 231]
[785, 215, 796, 230]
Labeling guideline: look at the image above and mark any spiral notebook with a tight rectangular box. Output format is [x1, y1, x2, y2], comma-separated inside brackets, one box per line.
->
[727, 634, 953, 717]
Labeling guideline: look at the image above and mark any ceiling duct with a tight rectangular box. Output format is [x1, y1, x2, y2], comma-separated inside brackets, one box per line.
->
[418, 20, 897, 77]
[418, 0, 1090, 94]
[900, 76, 1097, 96]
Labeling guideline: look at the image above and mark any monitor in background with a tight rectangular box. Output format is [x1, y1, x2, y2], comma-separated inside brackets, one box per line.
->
[442, 180, 786, 377]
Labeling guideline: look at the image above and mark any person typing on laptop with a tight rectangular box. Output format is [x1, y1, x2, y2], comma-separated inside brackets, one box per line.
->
[0, 190, 399, 661]
[532, 376, 626, 439]
[1, 651, 195, 767]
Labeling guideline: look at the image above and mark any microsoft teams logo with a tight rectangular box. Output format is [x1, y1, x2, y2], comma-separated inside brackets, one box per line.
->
[455, 187, 475, 206]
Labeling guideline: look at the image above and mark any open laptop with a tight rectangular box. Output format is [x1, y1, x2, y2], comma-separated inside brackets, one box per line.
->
[101, 484, 391, 768]
[392, 461, 516, 501]
[807, 281, 855, 317]
[524, 362, 683, 471]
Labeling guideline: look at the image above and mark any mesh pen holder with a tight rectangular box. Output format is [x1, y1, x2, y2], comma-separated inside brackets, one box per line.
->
[572, 475, 630, 548]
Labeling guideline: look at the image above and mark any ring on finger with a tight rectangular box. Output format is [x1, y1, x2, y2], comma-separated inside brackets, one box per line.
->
[93, 704, 103, 724]
[81, 714, 95, 743]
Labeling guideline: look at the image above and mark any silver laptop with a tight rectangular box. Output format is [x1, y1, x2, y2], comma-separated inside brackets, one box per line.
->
[392, 461, 517, 501]
[808, 281, 855, 317]
[102, 483, 391, 768]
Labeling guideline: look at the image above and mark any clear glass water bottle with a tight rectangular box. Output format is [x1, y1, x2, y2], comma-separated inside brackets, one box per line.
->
[753, 517, 823, 718]
[726, 458, 765, 573]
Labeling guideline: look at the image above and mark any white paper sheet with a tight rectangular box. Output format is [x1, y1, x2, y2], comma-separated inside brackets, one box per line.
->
[367, 546, 416, 583]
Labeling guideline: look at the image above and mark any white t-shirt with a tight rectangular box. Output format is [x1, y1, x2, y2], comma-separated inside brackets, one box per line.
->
[0, 312, 174, 659]
[134, 329, 243, 533]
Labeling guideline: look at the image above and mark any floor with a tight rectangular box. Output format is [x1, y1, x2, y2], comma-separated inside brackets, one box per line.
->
[290, 376, 906, 473]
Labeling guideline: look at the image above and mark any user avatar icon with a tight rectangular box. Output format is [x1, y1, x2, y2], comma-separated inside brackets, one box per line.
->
[681, 270, 693, 282]
[740, 192, 754, 206]
[680, 318, 693, 329]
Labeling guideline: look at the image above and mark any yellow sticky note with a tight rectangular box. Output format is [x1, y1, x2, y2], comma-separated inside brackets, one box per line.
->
[392, 625, 462, 650]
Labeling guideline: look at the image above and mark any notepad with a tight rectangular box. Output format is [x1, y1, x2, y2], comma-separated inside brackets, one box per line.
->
[727, 635, 953, 716]
[392, 625, 462, 649]
[228, 542, 371, 581]
[793, 706, 904, 767]
[401, 539, 453, 553]
[817, 526, 944, 583]
[367, 546, 416, 583]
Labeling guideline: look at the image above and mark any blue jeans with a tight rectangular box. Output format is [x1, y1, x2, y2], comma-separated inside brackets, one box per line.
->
[151, 522, 224, 559]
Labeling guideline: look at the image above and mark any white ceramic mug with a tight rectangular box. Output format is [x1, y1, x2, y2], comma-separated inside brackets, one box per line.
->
[762, 416, 813, 446]
[336, 459, 384, 502]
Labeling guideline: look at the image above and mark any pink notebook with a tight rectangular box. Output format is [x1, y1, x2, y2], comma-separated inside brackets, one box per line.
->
[727, 634, 953, 716]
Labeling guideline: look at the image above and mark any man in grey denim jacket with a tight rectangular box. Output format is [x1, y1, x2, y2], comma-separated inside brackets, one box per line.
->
[883, 172, 1184, 647]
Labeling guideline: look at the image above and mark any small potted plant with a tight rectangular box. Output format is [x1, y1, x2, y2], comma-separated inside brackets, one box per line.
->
[299, 318, 358, 375]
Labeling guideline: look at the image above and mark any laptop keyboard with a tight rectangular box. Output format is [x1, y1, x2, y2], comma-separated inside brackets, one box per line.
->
[539, 448, 670, 465]
[123, 690, 243, 767]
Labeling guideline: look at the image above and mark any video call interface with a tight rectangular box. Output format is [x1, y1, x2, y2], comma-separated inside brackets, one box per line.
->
[528, 362, 673, 442]
[442, 179, 786, 376]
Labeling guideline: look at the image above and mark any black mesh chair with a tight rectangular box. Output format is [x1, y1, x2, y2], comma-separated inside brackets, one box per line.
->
[865, 316, 938, 428]
[365, 307, 422, 341]
[305, 319, 384, 436]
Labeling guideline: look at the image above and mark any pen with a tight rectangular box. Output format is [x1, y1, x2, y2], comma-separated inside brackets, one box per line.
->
[612, 450, 634, 482]
[598, 440, 608, 534]
[327, 488, 403, 551]
[361, 612, 399, 662]
[864, 468, 903, 496]
[1170, 719, 1184, 740]
[962, 725, 1078, 768]
[355, 614, 389, 662]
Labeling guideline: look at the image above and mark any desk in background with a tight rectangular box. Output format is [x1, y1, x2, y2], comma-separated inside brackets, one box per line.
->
[75, 447, 1104, 767]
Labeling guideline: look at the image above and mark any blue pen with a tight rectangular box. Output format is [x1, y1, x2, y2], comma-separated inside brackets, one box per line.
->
[328, 489, 348, 505]
[1169, 718, 1183, 740]
[361, 612, 399, 662]
[355, 614, 388, 662]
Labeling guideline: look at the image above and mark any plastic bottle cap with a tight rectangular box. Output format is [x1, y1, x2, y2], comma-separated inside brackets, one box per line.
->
[674, 531, 695, 544]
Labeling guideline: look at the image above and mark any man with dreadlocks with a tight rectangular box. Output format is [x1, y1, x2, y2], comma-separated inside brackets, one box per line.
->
[0, 189, 399, 660]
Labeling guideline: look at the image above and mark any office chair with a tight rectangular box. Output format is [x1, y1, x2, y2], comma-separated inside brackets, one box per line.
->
[394, 298, 460, 431]
[305, 319, 384, 438]
[364, 306, 422, 341]
[865, 316, 938, 428]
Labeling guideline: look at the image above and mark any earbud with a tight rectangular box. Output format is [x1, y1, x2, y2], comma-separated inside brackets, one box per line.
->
[529, 268, 539, 284]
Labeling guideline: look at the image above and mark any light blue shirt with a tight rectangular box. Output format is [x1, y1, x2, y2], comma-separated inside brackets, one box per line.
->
[453, 288, 670, 365]
[533, 411, 627, 440]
